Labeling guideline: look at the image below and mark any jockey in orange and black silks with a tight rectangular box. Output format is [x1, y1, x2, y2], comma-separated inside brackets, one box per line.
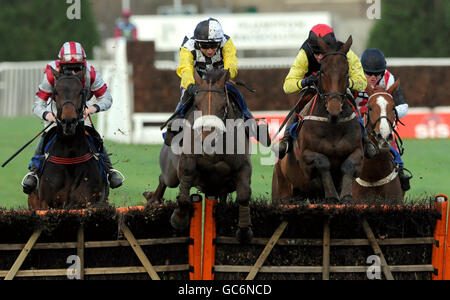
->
[22, 42, 124, 194]
[164, 18, 269, 147]
[272, 24, 377, 160]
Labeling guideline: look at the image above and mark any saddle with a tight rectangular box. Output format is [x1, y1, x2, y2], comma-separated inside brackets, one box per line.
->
[30, 126, 106, 180]
[289, 98, 315, 139]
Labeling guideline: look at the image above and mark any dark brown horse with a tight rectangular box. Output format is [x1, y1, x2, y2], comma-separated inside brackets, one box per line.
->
[352, 80, 404, 203]
[272, 36, 364, 204]
[148, 69, 254, 243]
[28, 68, 108, 209]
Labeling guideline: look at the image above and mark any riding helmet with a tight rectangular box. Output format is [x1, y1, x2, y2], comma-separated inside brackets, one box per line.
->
[122, 9, 132, 17]
[307, 24, 337, 53]
[58, 41, 87, 64]
[361, 48, 386, 73]
[193, 18, 224, 43]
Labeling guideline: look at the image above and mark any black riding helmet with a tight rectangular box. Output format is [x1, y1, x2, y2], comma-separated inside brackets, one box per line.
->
[307, 24, 337, 54]
[194, 17, 224, 48]
[361, 48, 386, 74]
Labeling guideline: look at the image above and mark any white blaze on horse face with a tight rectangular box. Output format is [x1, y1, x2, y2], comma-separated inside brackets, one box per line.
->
[193, 115, 227, 133]
[376, 96, 391, 139]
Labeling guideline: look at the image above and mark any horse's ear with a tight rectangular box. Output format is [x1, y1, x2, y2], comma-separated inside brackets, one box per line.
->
[218, 69, 230, 86]
[50, 67, 61, 80]
[317, 37, 331, 54]
[387, 79, 400, 95]
[340, 35, 353, 54]
[194, 70, 204, 85]
[74, 68, 85, 81]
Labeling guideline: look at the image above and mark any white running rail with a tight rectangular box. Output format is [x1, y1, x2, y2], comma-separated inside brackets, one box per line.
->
[0, 61, 47, 117]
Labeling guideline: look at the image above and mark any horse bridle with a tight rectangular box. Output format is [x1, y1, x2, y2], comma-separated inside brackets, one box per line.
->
[52, 74, 87, 125]
[315, 51, 350, 105]
[365, 92, 404, 154]
[196, 83, 231, 123]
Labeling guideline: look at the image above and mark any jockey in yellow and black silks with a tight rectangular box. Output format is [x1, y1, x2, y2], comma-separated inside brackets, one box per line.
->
[164, 18, 269, 147]
[272, 24, 376, 160]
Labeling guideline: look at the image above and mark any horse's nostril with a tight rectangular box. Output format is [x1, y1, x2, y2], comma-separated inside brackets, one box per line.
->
[388, 133, 393, 141]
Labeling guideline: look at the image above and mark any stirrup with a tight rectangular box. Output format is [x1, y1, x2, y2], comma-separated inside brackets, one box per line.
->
[21, 172, 39, 187]
[398, 166, 413, 179]
[272, 140, 290, 159]
[109, 169, 125, 180]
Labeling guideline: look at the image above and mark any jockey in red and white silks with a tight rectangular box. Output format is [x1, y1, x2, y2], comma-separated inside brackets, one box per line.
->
[356, 49, 408, 118]
[22, 41, 123, 195]
[34, 41, 112, 127]
[357, 48, 412, 191]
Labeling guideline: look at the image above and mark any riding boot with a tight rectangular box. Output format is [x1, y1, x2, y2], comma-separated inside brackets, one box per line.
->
[101, 145, 124, 189]
[397, 165, 412, 191]
[22, 135, 46, 194]
[164, 118, 180, 147]
[165, 93, 192, 146]
[362, 133, 377, 159]
[271, 114, 298, 160]
[22, 167, 39, 195]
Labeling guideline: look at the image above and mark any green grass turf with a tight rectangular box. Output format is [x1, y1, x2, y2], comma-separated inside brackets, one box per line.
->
[0, 116, 449, 209]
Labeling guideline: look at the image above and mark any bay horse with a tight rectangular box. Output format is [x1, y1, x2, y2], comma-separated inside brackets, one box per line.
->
[147, 69, 254, 243]
[28, 68, 108, 209]
[272, 36, 364, 204]
[352, 80, 404, 203]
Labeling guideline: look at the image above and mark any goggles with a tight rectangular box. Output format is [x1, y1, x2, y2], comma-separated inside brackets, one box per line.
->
[312, 50, 324, 55]
[365, 71, 384, 77]
[61, 53, 84, 62]
[198, 42, 220, 50]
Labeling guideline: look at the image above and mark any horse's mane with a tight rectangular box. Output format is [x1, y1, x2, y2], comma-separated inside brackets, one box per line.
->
[203, 69, 227, 84]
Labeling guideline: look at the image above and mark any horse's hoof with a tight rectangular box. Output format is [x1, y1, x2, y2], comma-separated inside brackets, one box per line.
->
[340, 195, 353, 204]
[143, 191, 153, 200]
[236, 227, 253, 244]
[143, 191, 161, 206]
[170, 209, 189, 232]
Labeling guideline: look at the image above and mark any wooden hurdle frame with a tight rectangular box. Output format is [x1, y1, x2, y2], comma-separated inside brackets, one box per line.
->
[189, 195, 447, 280]
[0, 207, 190, 280]
[1, 195, 448, 280]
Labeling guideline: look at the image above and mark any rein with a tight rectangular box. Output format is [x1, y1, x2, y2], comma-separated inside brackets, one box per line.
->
[53, 75, 87, 125]
[197, 85, 230, 123]
[317, 51, 349, 102]
[365, 92, 404, 155]
[48, 74, 94, 166]
[305, 50, 355, 122]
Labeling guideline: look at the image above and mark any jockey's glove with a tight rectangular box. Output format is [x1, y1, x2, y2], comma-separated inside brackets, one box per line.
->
[300, 74, 319, 88]
[185, 84, 199, 101]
